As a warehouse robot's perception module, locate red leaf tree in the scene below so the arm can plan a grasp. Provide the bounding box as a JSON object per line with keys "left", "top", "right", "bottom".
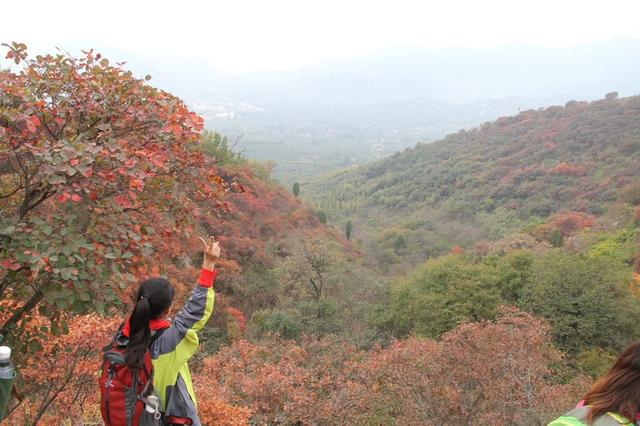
{"left": 0, "top": 43, "right": 223, "bottom": 348}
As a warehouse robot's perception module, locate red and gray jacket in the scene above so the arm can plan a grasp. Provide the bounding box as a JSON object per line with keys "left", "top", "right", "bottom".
{"left": 119, "top": 268, "right": 216, "bottom": 425}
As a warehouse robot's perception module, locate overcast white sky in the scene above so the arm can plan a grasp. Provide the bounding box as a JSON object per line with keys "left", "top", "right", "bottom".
{"left": 2, "top": 0, "right": 640, "bottom": 73}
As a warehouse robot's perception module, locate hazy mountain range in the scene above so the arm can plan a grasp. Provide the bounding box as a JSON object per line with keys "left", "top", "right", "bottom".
{"left": 16, "top": 38, "right": 640, "bottom": 181}
{"left": 136, "top": 38, "right": 640, "bottom": 106}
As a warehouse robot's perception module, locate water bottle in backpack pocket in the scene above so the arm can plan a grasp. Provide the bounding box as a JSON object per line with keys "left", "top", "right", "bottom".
{"left": 139, "top": 392, "right": 163, "bottom": 426}
{"left": 0, "top": 346, "right": 17, "bottom": 421}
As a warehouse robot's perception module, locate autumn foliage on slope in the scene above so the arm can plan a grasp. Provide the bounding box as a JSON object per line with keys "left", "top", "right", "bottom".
{"left": 194, "top": 309, "right": 586, "bottom": 425}
{"left": 201, "top": 163, "right": 333, "bottom": 275}
{"left": 0, "top": 44, "right": 342, "bottom": 423}
{"left": 1, "top": 307, "right": 587, "bottom": 425}
{"left": 304, "top": 95, "right": 640, "bottom": 267}
{"left": 0, "top": 42, "right": 330, "bottom": 345}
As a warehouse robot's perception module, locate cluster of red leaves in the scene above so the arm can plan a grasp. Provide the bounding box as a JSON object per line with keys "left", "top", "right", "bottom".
{"left": 199, "top": 164, "right": 326, "bottom": 277}
{"left": 530, "top": 211, "right": 596, "bottom": 242}
{"left": 224, "top": 306, "right": 247, "bottom": 334}
{"left": 547, "top": 211, "right": 595, "bottom": 236}
{"left": 194, "top": 309, "right": 588, "bottom": 425}
{"left": 450, "top": 245, "right": 464, "bottom": 254}
{"left": 0, "top": 301, "right": 120, "bottom": 425}
{"left": 195, "top": 397, "right": 251, "bottom": 426}
{"left": 547, "top": 162, "right": 588, "bottom": 177}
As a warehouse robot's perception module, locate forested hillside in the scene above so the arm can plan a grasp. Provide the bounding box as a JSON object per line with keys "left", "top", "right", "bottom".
{"left": 2, "top": 44, "right": 640, "bottom": 426}
{"left": 0, "top": 45, "right": 376, "bottom": 424}
{"left": 304, "top": 95, "right": 640, "bottom": 269}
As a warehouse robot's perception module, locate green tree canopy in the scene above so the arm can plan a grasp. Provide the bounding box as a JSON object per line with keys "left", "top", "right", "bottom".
{"left": 389, "top": 255, "right": 501, "bottom": 337}
{"left": 519, "top": 250, "right": 640, "bottom": 355}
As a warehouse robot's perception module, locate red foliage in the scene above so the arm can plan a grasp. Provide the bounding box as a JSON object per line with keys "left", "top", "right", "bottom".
{"left": 547, "top": 162, "right": 588, "bottom": 176}
{"left": 196, "top": 397, "right": 251, "bottom": 426}
{"left": 193, "top": 309, "right": 587, "bottom": 425}
{"left": 0, "top": 302, "right": 120, "bottom": 425}
{"left": 0, "top": 44, "right": 227, "bottom": 344}
{"left": 548, "top": 211, "right": 595, "bottom": 236}
{"left": 224, "top": 306, "right": 247, "bottom": 334}
{"left": 199, "top": 165, "right": 326, "bottom": 279}
{"left": 451, "top": 245, "right": 464, "bottom": 255}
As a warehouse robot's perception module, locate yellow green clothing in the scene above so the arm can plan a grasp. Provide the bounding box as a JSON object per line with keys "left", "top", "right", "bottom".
{"left": 548, "top": 406, "right": 634, "bottom": 426}
{"left": 138, "top": 269, "right": 217, "bottom": 425}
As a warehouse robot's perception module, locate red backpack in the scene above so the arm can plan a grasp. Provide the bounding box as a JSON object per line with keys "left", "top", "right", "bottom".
{"left": 99, "top": 327, "right": 165, "bottom": 426}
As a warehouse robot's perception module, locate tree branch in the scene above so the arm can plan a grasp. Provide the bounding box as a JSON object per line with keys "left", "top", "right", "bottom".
{"left": 39, "top": 112, "right": 60, "bottom": 142}
{"left": 33, "top": 354, "right": 79, "bottom": 423}
{"left": 465, "top": 390, "right": 484, "bottom": 426}
{"left": 18, "top": 185, "right": 55, "bottom": 220}
{"left": 0, "top": 268, "right": 25, "bottom": 301}
{"left": 0, "top": 289, "right": 44, "bottom": 338}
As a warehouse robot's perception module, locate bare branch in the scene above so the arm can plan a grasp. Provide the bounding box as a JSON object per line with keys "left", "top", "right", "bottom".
{"left": 0, "top": 289, "right": 44, "bottom": 338}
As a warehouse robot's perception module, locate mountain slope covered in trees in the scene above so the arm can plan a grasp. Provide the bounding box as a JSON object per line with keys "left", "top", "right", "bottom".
{"left": 304, "top": 95, "right": 640, "bottom": 268}
{"left": 2, "top": 44, "right": 639, "bottom": 426}
{"left": 0, "top": 45, "right": 374, "bottom": 423}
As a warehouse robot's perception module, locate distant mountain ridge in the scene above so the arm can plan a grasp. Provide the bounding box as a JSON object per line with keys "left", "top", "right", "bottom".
{"left": 41, "top": 39, "right": 640, "bottom": 106}
{"left": 199, "top": 38, "right": 640, "bottom": 181}
{"left": 191, "top": 38, "right": 640, "bottom": 106}
{"left": 25, "top": 39, "right": 640, "bottom": 183}
{"left": 302, "top": 95, "right": 640, "bottom": 268}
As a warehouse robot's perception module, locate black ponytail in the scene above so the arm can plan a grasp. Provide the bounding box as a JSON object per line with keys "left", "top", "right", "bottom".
{"left": 126, "top": 297, "right": 152, "bottom": 369}
{"left": 125, "top": 278, "right": 174, "bottom": 369}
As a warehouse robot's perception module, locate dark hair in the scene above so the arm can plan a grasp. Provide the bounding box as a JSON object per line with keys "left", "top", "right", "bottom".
{"left": 584, "top": 342, "right": 640, "bottom": 423}
{"left": 126, "top": 278, "right": 174, "bottom": 369}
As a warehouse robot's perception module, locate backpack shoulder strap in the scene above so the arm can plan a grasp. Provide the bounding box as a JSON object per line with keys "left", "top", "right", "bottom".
{"left": 144, "top": 327, "right": 168, "bottom": 377}
{"left": 139, "top": 327, "right": 168, "bottom": 398}
{"left": 149, "top": 327, "right": 167, "bottom": 348}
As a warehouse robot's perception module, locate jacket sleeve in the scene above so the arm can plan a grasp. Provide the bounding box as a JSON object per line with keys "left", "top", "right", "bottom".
{"left": 154, "top": 268, "right": 216, "bottom": 366}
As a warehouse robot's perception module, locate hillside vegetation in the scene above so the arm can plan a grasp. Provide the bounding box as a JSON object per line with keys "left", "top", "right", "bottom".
{"left": 0, "top": 45, "right": 376, "bottom": 424}
{"left": 304, "top": 95, "right": 640, "bottom": 269}
{"left": 2, "top": 45, "right": 640, "bottom": 425}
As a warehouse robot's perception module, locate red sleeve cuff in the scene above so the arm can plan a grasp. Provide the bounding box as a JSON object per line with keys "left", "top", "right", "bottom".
{"left": 198, "top": 268, "right": 217, "bottom": 288}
